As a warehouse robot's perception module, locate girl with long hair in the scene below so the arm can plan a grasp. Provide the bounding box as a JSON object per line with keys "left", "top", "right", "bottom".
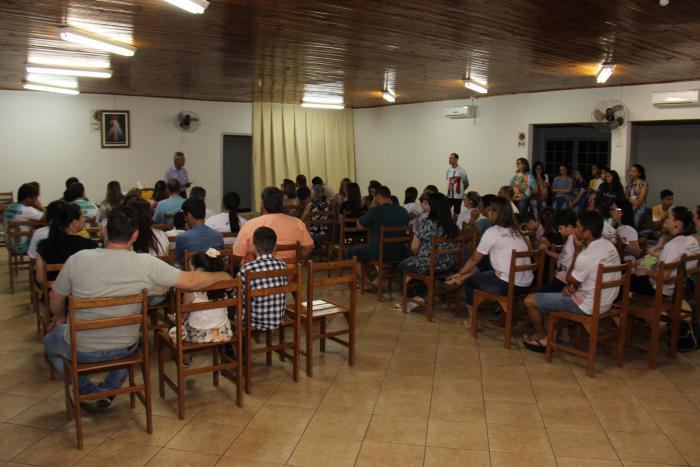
{"left": 281, "top": 179, "right": 299, "bottom": 206}
{"left": 340, "top": 182, "right": 364, "bottom": 218}
{"left": 99, "top": 180, "right": 124, "bottom": 219}
{"left": 531, "top": 161, "right": 549, "bottom": 220}
{"left": 509, "top": 158, "right": 537, "bottom": 220}
{"left": 447, "top": 197, "right": 534, "bottom": 316}
{"left": 625, "top": 163, "right": 650, "bottom": 229}
{"left": 126, "top": 198, "right": 169, "bottom": 256}
{"left": 206, "top": 192, "right": 246, "bottom": 244}
{"left": 334, "top": 177, "right": 352, "bottom": 207}
{"left": 598, "top": 169, "right": 625, "bottom": 204}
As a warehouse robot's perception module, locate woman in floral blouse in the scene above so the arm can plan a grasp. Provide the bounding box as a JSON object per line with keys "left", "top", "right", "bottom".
{"left": 394, "top": 193, "right": 460, "bottom": 311}
{"left": 510, "top": 158, "right": 538, "bottom": 221}
{"left": 625, "top": 163, "right": 650, "bottom": 229}
{"left": 302, "top": 184, "right": 331, "bottom": 241}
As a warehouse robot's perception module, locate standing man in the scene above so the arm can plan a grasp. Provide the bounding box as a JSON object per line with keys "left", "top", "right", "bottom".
{"left": 164, "top": 151, "right": 190, "bottom": 198}
{"left": 446, "top": 153, "right": 469, "bottom": 214}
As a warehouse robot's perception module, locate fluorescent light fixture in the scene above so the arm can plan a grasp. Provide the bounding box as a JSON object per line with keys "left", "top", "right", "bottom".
{"left": 163, "top": 0, "right": 209, "bottom": 14}
{"left": 302, "top": 95, "right": 343, "bottom": 105}
{"left": 26, "top": 74, "right": 78, "bottom": 89}
{"left": 382, "top": 89, "right": 396, "bottom": 103}
{"left": 27, "top": 53, "right": 110, "bottom": 69}
{"left": 23, "top": 82, "right": 80, "bottom": 95}
{"left": 59, "top": 26, "right": 137, "bottom": 57}
{"left": 464, "top": 78, "right": 488, "bottom": 94}
{"left": 26, "top": 65, "right": 112, "bottom": 78}
{"left": 300, "top": 102, "right": 345, "bottom": 109}
{"left": 596, "top": 64, "right": 615, "bottom": 84}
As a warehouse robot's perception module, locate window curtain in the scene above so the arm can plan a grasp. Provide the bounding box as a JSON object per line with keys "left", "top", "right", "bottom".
{"left": 252, "top": 102, "right": 356, "bottom": 209}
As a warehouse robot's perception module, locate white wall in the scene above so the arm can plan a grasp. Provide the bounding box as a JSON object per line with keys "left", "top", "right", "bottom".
{"left": 0, "top": 90, "right": 251, "bottom": 206}
{"left": 353, "top": 80, "right": 700, "bottom": 199}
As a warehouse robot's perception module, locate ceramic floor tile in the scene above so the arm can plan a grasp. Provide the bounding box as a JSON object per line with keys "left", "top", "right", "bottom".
{"left": 166, "top": 421, "right": 243, "bottom": 455}
{"left": 426, "top": 418, "right": 488, "bottom": 450}
{"left": 0, "top": 423, "right": 51, "bottom": 461}
{"left": 423, "top": 447, "right": 490, "bottom": 467}
{"left": 355, "top": 440, "right": 425, "bottom": 467}
{"left": 487, "top": 423, "right": 553, "bottom": 455}
{"left": 74, "top": 439, "right": 160, "bottom": 466}
{"left": 547, "top": 428, "right": 619, "bottom": 460}
{"left": 12, "top": 431, "right": 101, "bottom": 466}
{"left": 607, "top": 431, "right": 685, "bottom": 464}
{"left": 145, "top": 447, "right": 220, "bottom": 467}
{"left": 489, "top": 451, "right": 557, "bottom": 467}
{"left": 303, "top": 410, "right": 371, "bottom": 440}
{"left": 364, "top": 414, "right": 428, "bottom": 445}
{"left": 373, "top": 392, "right": 431, "bottom": 419}
{"left": 485, "top": 400, "right": 543, "bottom": 426}
{"left": 247, "top": 403, "right": 315, "bottom": 434}
{"left": 225, "top": 428, "right": 301, "bottom": 464}
{"left": 287, "top": 434, "right": 362, "bottom": 466}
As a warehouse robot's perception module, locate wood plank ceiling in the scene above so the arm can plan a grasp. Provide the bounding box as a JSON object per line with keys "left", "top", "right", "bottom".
{"left": 0, "top": 0, "right": 698, "bottom": 107}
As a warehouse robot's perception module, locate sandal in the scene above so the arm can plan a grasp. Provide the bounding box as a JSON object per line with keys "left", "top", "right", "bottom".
{"left": 522, "top": 335, "right": 548, "bottom": 353}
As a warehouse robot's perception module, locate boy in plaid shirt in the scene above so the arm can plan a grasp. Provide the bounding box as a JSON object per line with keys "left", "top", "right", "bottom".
{"left": 239, "top": 227, "right": 288, "bottom": 330}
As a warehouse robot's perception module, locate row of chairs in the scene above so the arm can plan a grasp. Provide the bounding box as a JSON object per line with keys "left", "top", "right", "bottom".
{"left": 53, "top": 256, "right": 358, "bottom": 448}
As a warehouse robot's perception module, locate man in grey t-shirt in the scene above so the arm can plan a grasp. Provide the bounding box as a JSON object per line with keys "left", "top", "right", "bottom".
{"left": 44, "top": 206, "right": 231, "bottom": 412}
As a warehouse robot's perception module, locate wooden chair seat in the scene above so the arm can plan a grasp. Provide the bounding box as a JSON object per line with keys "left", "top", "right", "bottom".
{"left": 470, "top": 249, "right": 545, "bottom": 349}
{"left": 359, "top": 225, "right": 412, "bottom": 301}
{"left": 546, "top": 262, "right": 632, "bottom": 377}
{"left": 6, "top": 220, "right": 43, "bottom": 293}
{"left": 75, "top": 352, "right": 145, "bottom": 372}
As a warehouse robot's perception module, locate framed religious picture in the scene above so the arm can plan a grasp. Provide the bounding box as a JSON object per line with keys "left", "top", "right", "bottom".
{"left": 101, "top": 110, "right": 130, "bottom": 148}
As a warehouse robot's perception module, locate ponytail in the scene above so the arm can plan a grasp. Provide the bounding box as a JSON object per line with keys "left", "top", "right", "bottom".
{"left": 222, "top": 192, "right": 241, "bottom": 234}
{"left": 46, "top": 201, "right": 81, "bottom": 255}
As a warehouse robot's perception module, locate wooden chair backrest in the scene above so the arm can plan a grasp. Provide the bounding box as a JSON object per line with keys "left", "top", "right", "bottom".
{"left": 156, "top": 254, "right": 173, "bottom": 266}
{"left": 221, "top": 232, "right": 237, "bottom": 239}
{"left": 377, "top": 225, "right": 412, "bottom": 263}
{"left": 183, "top": 247, "right": 233, "bottom": 272}
{"left": 590, "top": 262, "right": 632, "bottom": 318}
{"left": 6, "top": 220, "right": 43, "bottom": 252}
{"left": 505, "top": 248, "right": 545, "bottom": 299}
{"left": 307, "top": 258, "right": 357, "bottom": 295}
{"left": 244, "top": 266, "right": 302, "bottom": 329}
{"left": 428, "top": 236, "right": 465, "bottom": 275}
{"left": 41, "top": 262, "right": 64, "bottom": 305}
{"left": 275, "top": 241, "right": 302, "bottom": 266}
{"left": 0, "top": 192, "right": 13, "bottom": 204}
{"left": 682, "top": 253, "right": 700, "bottom": 305}
{"left": 284, "top": 204, "right": 302, "bottom": 218}
{"left": 644, "top": 259, "right": 685, "bottom": 311}
{"left": 338, "top": 216, "right": 364, "bottom": 240}
{"left": 173, "top": 279, "right": 241, "bottom": 345}
{"left": 152, "top": 223, "right": 172, "bottom": 232}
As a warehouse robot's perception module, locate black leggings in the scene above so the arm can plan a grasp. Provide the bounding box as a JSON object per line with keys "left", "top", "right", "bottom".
{"left": 630, "top": 275, "right": 656, "bottom": 296}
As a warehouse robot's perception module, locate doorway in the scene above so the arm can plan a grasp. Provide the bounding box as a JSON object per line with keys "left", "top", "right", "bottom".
{"left": 222, "top": 134, "right": 253, "bottom": 212}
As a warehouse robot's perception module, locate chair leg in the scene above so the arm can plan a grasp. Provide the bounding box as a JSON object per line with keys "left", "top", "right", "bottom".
{"left": 157, "top": 340, "right": 165, "bottom": 398}
{"left": 469, "top": 294, "right": 482, "bottom": 338}
{"left": 426, "top": 280, "right": 434, "bottom": 323}
{"left": 279, "top": 326, "right": 286, "bottom": 362}
{"left": 348, "top": 311, "right": 356, "bottom": 367}
{"left": 668, "top": 310, "right": 680, "bottom": 359}
{"left": 615, "top": 311, "right": 628, "bottom": 368}
{"left": 72, "top": 371, "right": 83, "bottom": 449}
{"left": 177, "top": 352, "right": 185, "bottom": 420}
{"left": 586, "top": 331, "right": 598, "bottom": 377}
{"left": 401, "top": 275, "right": 409, "bottom": 312}
{"left": 320, "top": 317, "right": 326, "bottom": 353}
{"left": 306, "top": 318, "right": 313, "bottom": 377}
{"left": 376, "top": 267, "right": 383, "bottom": 302}
{"left": 293, "top": 322, "right": 300, "bottom": 383}
{"left": 128, "top": 366, "right": 136, "bottom": 408}
{"left": 143, "top": 359, "right": 153, "bottom": 433}
{"left": 545, "top": 316, "right": 557, "bottom": 363}
{"left": 213, "top": 347, "right": 220, "bottom": 387}
{"left": 8, "top": 255, "right": 15, "bottom": 294}
{"left": 503, "top": 306, "right": 513, "bottom": 350}
{"left": 63, "top": 359, "right": 72, "bottom": 421}
{"left": 648, "top": 322, "right": 660, "bottom": 370}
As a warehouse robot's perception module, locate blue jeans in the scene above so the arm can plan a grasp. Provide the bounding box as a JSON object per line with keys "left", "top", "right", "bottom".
{"left": 553, "top": 196, "right": 569, "bottom": 211}
{"left": 44, "top": 324, "right": 138, "bottom": 395}
{"left": 515, "top": 198, "right": 531, "bottom": 221}
{"left": 534, "top": 292, "right": 586, "bottom": 315}
{"left": 464, "top": 270, "right": 531, "bottom": 305}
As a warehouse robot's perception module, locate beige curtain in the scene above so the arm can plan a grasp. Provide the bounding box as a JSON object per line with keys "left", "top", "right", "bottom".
{"left": 252, "top": 102, "right": 356, "bottom": 209}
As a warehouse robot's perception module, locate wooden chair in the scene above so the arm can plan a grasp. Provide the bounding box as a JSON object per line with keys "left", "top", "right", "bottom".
{"left": 148, "top": 254, "right": 175, "bottom": 343}
{"left": 359, "top": 225, "right": 412, "bottom": 301}
{"left": 244, "top": 267, "right": 302, "bottom": 394}
{"left": 183, "top": 247, "right": 233, "bottom": 272}
{"left": 301, "top": 259, "right": 357, "bottom": 376}
{"left": 469, "top": 249, "right": 545, "bottom": 349}
{"left": 152, "top": 223, "right": 172, "bottom": 232}
{"left": 63, "top": 291, "right": 152, "bottom": 449}
{"left": 0, "top": 195, "right": 12, "bottom": 247}
{"left": 284, "top": 204, "right": 302, "bottom": 218}
{"left": 545, "top": 263, "right": 632, "bottom": 377}
{"left": 221, "top": 231, "right": 237, "bottom": 245}
{"left": 275, "top": 241, "right": 303, "bottom": 266}
{"left": 681, "top": 253, "right": 700, "bottom": 323}
{"left": 5, "top": 220, "right": 39, "bottom": 293}
{"left": 401, "top": 236, "right": 465, "bottom": 322}
{"left": 157, "top": 279, "right": 243, "bottom": 419}
{"left": 29, "top": 258, "right": 40, "bottom": 332}
{"left": 328, "top": 216, "right": 366, "bottom": 263}
{"left": 619, "top": 260, "right": 685, "bottom": 369}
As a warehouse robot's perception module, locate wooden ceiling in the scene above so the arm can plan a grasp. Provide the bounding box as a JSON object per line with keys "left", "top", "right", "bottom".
{"left": 1, "top": 0, "right": 699, "bottom": 107}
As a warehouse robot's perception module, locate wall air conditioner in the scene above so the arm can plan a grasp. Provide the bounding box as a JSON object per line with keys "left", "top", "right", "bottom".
{"left": 444, "top": 105, "right": 476, "bottom": 118}
{"left": 651, "top": 90, "right": 699, "bottom": 107}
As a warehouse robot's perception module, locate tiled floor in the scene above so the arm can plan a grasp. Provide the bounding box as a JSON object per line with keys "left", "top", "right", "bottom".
{"left": 1, "top": 251, "right": 699, "bottom": 466}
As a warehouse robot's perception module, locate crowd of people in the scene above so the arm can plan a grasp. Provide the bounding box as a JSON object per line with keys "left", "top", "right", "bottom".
{"left": 2, "top": 150, "right": 699, "bottom": 413}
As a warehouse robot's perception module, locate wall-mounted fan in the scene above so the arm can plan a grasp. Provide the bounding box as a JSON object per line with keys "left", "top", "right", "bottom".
{"left": 591, "top": 100, "right": 627, "bottom": 131}
{"left": 174, "top": 111, "right": 201, "bottom": 132}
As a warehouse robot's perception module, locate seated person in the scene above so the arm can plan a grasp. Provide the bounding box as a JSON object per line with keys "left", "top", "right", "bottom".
{"left": 36, "top": 202, "right": 98, "bottom": 284}
{"left": 175, "top": 197, "right": 224, "bottom": 267}
{"left": 497, "top": 185, "right": 520, "bottom": 216}
{"left": 153, "top": 179, "right": 185, "bottom": 223}
{"left": 631, "top": 206, "right": 699, "bottom": 297}
{"left": 44, "top": 206, "right": 231, "bottom": 412}
{"left": 610, "top": 199, "right": 642, "bottom": 261}
{"left": 523, "top": 211, "right": 621, "bottom": 352}
{"left": 127, "top": 198, "right": 169, "bottom": 256}
{"left": 189, "top": 186, "right": 215, "bottom": 220}
{"left": 396, "top": 193, "right": 460, "bottom": 311}
{"left": 339, "top": 182, "right": 365, "bottom": 219}
{"left": 652, "top": 189, "right": 674, "bottom": 231}
{"left": 538, "top": 207, "right": 564, "bottom": 246}
{"left": 455, "top": 191, "right": 481, "bottom": 231}
{"left": 345, "top": 185, "right": 410, "bottom": 272}
{"left": 402, "top": 187, "right": 422, "bottom": 222}
{"left": 233, "top": 187, "right": 314, "bottom": 268}
{"left": 239, "top": 227, "right": 289, "bottom": 330}
{"left": 206, "top": 192, "right": 247, "bottom": 244}
{"left": 65, "top": 182, "right": 100, "bottom": 222}
{"left": 446, "top": 197, "right": 533, "bottom": 316}
{"left": 409, "top": 192, "right": 430, "bottom": 232}
{"left": 3, "top": 183, "right": 44, "bottom": 254}
{"left": 167, "top": 211, "right": 187, "bottom": 246}
{"left": 302, "top": 184, "right": 331, "bottom": 241}
{"left": 28, "top": 200, "right": 62, "bottom": 260}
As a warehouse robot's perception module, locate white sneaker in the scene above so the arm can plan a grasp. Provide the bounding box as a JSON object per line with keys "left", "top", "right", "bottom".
{"left": 406, "top": 302, "right": 420, "bottom": 312}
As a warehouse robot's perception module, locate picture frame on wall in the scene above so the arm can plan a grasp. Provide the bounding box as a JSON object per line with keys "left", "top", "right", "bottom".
{"left": 101, "top": 110, "right": 130, "bottom": 148}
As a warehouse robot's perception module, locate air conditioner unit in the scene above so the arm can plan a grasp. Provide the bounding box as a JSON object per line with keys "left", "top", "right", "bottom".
{"left": 651, "top": 90, "right": 700, "bottom": 107}
{"left": 444, "top": 105, "right": 476, "bottom": 118}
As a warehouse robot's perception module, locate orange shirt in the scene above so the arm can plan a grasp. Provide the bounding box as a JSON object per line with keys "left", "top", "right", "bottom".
{"left": 232, "top": 213, "right": 314, "bottom": 264}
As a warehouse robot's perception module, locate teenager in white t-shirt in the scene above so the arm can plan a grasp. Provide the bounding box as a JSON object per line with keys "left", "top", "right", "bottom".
{"left": 446, "top": 197, "right": 533, "bottom": 311}
{"left": 3, "top": 183, "right": 44, "bottom": 254}
{"left": 523, "top": 211, "right": 621, "bottom": 352}
{"left": 455, "top": 192, "right": 482, "bottom": 231}
{"left": 402, "top": 187, "right": 422, "bottom": 221}
{"left": 205, "top": 192, "right": 247, "bottom": 245}
{"left": 631, "top": 206, "right": 699, "bottom": 297}
{"left": 610, "top": 199, "right": 642, "bottom": 261}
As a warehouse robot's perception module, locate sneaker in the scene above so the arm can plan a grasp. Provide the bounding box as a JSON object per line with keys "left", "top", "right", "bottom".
{"left": 81, "top": 398, "right": 112, "bottom": 413}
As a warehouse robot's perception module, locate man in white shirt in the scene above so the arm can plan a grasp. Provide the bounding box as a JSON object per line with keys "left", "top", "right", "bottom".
{"left": 523, "top": 211, "right": 621, "bottom": 352}
{"left": 446, "top": 153, "right": 469, "bottom": 214}
{"left": 164, "top": 151, "right": 190, "bottom": 197}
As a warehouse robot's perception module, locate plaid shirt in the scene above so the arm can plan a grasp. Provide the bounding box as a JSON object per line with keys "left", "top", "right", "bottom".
{"left": 239, "top": 254, "right": 288, "bottom": 330}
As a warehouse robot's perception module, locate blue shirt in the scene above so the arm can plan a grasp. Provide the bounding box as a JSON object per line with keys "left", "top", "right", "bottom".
{"left": 175, "top": 224, "right": 224, "bottom": 265}
{"left": 153, "top": 195, "right": 185, "bottom": 223}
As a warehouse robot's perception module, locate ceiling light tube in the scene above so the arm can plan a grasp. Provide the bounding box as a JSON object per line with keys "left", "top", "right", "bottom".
{"left": 59, "top": 26, "right": 137, "bottom": 57}
{"left": 26, "top": 65, "right": 112, "bottom": 78}
{"left": 163, "top": 0, "right": 210, "bottom": 14}
{"left": 382, "top": 89, "right": 396, "bottom": 103}
{"left": 23, "top": 82, "right": 80, "bottom": 95}
{"left": 596, "top": 64, "right": 615, "bottom": 84}
{"left": 464, "top": 78, "right": 488, "bottom": 94}
{"left": 300, "top": 102, "right": 345, "bottom": 109}
{"left": 26, "top": 74, "right": 78, "bottom": 89}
